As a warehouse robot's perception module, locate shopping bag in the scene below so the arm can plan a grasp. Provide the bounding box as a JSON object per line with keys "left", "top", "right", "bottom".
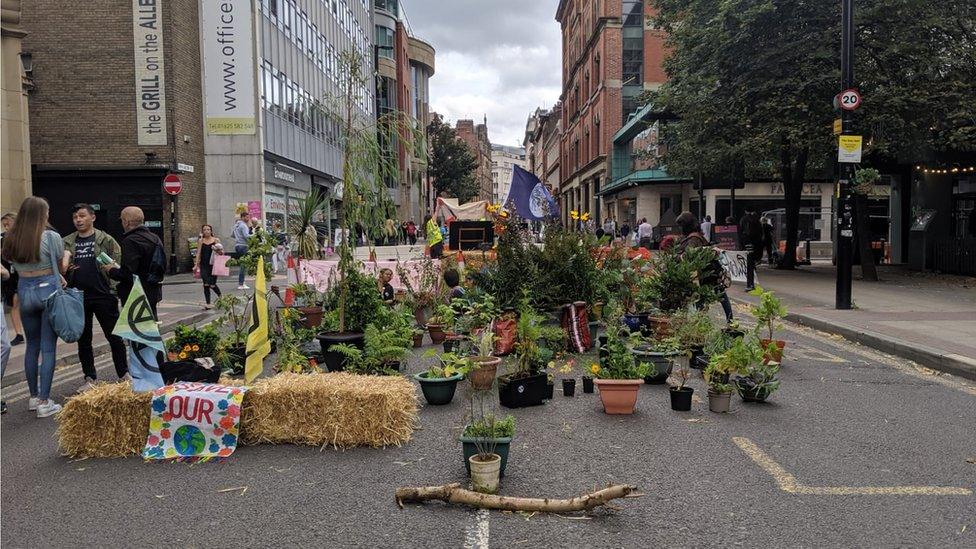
{"left": 211, "top": 254, "right": 231, "bottom": 277}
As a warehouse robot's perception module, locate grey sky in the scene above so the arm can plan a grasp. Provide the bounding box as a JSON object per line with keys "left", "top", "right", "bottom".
{"left": 402, "top": 0, "right": 562, "bottom": 147}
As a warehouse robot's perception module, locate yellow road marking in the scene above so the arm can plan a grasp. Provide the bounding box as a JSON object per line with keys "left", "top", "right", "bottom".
{"left": 732, "top": 437, "right": 972, "bottom": 496}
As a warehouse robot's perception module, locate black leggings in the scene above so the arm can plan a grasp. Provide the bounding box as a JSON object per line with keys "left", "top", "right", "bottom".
{"left": 201, "top": 266, "right": 222, "bottom": 304}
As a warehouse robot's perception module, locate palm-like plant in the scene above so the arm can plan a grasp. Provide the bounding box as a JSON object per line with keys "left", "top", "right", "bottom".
{"left": 289, "top": 186, "right": 329, "bottom": 260}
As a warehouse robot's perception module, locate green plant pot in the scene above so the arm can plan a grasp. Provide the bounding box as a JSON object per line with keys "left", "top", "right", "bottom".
{"left": 633, "top": 348, "right": 678, "bottom": 384}
{"left": 413, "top": 372, "right": 463, "bottom": 405}
{"left": 460, "top": 433, "right": 512, "bottom": 477}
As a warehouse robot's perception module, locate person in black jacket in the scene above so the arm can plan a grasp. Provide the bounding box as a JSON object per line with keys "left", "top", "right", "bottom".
{"left": 101, "top": 206, "right": 165, "bottom": 317}
{"left": 738, "top": 208, "right": 763, "bottom": 290}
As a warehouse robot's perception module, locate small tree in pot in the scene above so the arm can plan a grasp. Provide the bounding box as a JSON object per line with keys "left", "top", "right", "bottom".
{"left": 749, "top": 285, "right": 787, "bottom": 363}
{"left": 461, "top": 414, "right": 515, "bottom": 487}
{"left": 667, "top": 354, "right": 694, "bottom": 411}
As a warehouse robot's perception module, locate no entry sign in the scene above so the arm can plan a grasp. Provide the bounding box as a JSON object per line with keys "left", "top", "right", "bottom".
{"left": 839, "top": 89, "right": 861, "bottom": 111}
{"left": 163, "top": 174, "right": 183, "bottom": 195}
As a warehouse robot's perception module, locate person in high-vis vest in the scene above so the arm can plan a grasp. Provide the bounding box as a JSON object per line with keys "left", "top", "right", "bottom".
{"left": 425, "top": 215, "right": 444, "bottom": 259}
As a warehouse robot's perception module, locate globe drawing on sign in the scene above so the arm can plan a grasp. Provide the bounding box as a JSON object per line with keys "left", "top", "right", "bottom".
{"left": 529, "top": 183, "right": 551, "bottom": 218}
{"left": 173, "top": 425, "right": 207, "bottom": 456}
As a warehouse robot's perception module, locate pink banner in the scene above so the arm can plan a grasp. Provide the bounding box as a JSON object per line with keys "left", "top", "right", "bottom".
{"left": 247, "top": 200, "right": 262, "bottom": 219}
{"left": 298, "top": 259, "right": 440, "bottom": 293}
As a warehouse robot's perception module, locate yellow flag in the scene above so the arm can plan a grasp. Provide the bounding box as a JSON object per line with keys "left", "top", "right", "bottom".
{"left": 245, "top": 257, "right": 271, "bottom": 383}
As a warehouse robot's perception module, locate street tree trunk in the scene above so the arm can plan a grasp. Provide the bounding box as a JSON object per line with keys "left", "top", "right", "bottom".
{"left": 854, "top": 193, "right": 879, "bottom": 281}
{"left": 777, "top": 141, "right": 808, "bottom": 270}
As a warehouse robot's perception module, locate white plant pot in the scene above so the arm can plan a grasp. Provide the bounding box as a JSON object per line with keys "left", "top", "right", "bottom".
{"left": 469, "top": 453, "right": 501, "bottom": 494}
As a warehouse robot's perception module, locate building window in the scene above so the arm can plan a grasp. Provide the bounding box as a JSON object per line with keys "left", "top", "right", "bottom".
{"left": 375, "top": 0, "right": 398, "bottom": 16}
{"left": 375, "top": 25, "right": 395, "bottom": 59}
{"left": 622, "top": 37, "right": 643, "bottom": 86}
{"left": 622, "top": 0, "right": 643, "bottom": 26}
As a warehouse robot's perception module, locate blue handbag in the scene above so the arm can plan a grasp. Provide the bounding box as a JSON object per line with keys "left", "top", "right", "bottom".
{"left": 44, "top": 239, "right": 85, "bottom": 343}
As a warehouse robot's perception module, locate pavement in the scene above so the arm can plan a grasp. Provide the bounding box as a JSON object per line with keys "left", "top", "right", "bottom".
{"left": 1, "top": 307, "right": 975, "bottom": 547}
{"left": 730, "top": 262, "right": 976, "bottom": 381}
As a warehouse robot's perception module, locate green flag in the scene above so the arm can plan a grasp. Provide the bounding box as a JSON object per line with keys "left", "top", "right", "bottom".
{"left": 113, "top": 275, "right": 165, "bottom": 353}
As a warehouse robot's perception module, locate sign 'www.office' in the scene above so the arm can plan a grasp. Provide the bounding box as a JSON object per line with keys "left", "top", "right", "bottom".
{"left": 132, "top": 0, "right": 168, "bottom": 145}
{"left": 201, "top": 0, "right": 256, "bottom": 135}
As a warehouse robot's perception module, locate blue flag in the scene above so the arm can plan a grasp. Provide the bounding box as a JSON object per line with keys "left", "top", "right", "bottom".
{"left": 504, "top": 165, "right": 558, "bottom": 221}
{"left": 126, "top": 341, "right": 165, "bottom": 392}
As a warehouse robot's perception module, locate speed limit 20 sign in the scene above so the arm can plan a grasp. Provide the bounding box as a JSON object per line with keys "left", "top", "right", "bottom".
{"left": 838, "top": 89, "right": 861, "bottom": 111}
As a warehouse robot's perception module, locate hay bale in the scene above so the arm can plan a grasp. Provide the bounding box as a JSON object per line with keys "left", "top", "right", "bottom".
{"left": 240, "top": 372, "right": 418, "bottom": 449}
{"left": 57, "top": 373, "right": 418, "bottom": 458}
{"left": 57, "top": 382, "right": 150, "bottom": 458}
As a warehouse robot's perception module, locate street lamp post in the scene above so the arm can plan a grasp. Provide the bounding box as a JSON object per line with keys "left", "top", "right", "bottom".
{"left": 836, "top": 0, "right": 855, "bottom": 309}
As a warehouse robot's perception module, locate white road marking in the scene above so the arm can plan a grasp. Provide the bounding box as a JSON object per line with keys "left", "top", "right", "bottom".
{"left": 463, "top": 509, "right": 490, "bottom": 549}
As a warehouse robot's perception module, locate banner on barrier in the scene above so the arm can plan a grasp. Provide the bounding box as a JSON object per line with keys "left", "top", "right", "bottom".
{"left": 718, "top": 250, "right": 756, "bottom": 284}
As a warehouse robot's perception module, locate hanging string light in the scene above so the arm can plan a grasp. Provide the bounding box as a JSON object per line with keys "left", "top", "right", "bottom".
{"left": 915, "top": 164, "right": 976, "bottom": 175}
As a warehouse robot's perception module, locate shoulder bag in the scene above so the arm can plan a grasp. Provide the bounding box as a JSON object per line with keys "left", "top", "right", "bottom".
{"left": 44, "top": 233, "right": 85, "bottom": 342}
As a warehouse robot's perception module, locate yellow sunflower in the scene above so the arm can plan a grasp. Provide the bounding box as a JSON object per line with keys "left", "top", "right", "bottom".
{"left": 570, "top": 210, "right": 580, "bottom": 220}
{"left": 191, "top": 344, "right": 200, "bottom": 352}
{"left": 179, "top": 352, "right": 188, "bottom": 359}
{"left": 589, "top": 363, "right": 600, "bottom": 375}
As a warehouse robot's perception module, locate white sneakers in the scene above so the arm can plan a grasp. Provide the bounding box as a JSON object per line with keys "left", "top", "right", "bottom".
{"left": 36, "top": 401, "right": 62, "bottom": 418}
{"left": 28, "top": 397, "right": 39, "bottom": 411}
{"left": 237, "top": 284, "right": 250, "bottom": 290}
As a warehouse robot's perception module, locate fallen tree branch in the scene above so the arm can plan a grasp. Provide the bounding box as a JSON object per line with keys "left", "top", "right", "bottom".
{"left": 395, "top": 483, "right": 638, "bottom": 512}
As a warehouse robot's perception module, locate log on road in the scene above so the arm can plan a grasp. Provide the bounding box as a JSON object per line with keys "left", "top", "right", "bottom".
{"left": 395, "top": 483, "right": 639, "bottom": 512}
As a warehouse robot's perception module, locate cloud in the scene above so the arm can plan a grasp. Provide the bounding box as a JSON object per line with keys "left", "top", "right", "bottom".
{"left": 402, "top": 0, "right": 562, "bottom": 146}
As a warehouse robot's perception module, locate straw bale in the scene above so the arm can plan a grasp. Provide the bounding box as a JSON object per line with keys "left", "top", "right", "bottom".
{"left": 56, "top": 382, "right": 151, "bottom": 458}
{"left": 240, "top": 372, "right": 418, "bottom": 449}
{"left": 57, "top": 373, "right": 418, "bottom": 458}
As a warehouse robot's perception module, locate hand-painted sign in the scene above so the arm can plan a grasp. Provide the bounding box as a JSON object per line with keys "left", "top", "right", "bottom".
{"left": 143, "top": 382, "right": 247, "bottom": 461}
{"left": 718, "top": 250, "right": 756, "bottom": 284}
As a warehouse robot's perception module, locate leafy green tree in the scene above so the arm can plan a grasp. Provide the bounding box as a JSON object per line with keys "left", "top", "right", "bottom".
{"left": 652, "top": 0, "right": 976, "bottom": 271}
{"left": 428, "top": 114, "right": 479, "bottom": 202}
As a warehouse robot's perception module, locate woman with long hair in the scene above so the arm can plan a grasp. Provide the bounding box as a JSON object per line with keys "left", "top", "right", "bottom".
{"left": 193, "top": 224, "right": 223, "bottom": 310}
{"left": 0, "top": 197, "right": 66, "bottom": 417}
{"left": 1, "top": 212, "right": 25, "bottom": 346}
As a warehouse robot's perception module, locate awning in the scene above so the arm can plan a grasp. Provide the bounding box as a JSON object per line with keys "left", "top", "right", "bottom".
{"left": 600, "top": 169, "right": 688, "bottom": 197}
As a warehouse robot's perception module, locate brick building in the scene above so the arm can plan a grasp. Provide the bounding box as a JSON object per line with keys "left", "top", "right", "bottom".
{"left": 455, "top": 118, "right": 492, "bottom": 202}
{"left": 554, "top": 0, "right": 667, "bottom": 225}
{"left": 374, "top": 0, "right": 435, "bottom": 222}
{"left": 23, "top": 0, "right": 206, "bottom": 270}
{"left": 523, "top": 103, "right": 562, "bottom": 205}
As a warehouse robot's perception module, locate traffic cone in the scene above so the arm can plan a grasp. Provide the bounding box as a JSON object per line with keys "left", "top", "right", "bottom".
{"left": 284, "top": 255, "right": 297, "bottom": 306}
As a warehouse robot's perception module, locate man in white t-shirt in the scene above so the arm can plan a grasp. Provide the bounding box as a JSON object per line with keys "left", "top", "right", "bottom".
{"left": 700, "top": 215, "right": 713, "bottom": 242}
{"left": 637, "top": 218, "right": 653, "bottom": 248}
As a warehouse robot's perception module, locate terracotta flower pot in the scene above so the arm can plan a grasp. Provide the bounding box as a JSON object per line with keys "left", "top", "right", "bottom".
{"left": 297, "top": 305, "right": 324, "bottom": 329}
{"left": 427, "top": 323, "right": 446, "bottom": 344}
{"left": 760, "top": 339, "right": 786, "bottom": 364}
{"left": 412, "top": 332, "right": 425, "bottom": 348}
{"left": 593, "top": 379, "right": 643, "bottom": 414}
{"left": 468, "top": 356, "right": 501, "bottom": 390}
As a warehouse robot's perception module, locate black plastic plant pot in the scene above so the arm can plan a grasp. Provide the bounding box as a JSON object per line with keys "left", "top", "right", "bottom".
{"left": 669, "top": 387, "right": 694, "bottom": 411}
{"left": 498, "top": 373, "right": 548, "bottom": 408}
{"left": 413, "top": 372, "right": 463, "bottom": 405}
{"left": 734, "top": 378, "right": 772, "bottom": 403}
{"left": 562, "top": 378, "right": 576, "bottom": 396}
{"left": 582, "top": 376, "right": 594, "bottom": 393}
{"left": 545, "top": 381, "right": 555, "bottom": 399}
{"left": 316, "top": 332, "right": 365, "bottom": 372}
{"left": 460, "top": 435, "right": 513, "bottom": 477}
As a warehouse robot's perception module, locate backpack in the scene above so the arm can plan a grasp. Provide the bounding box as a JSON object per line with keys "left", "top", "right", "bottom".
{"left": 146, "top": 241, "right": 167, "bottom": 284}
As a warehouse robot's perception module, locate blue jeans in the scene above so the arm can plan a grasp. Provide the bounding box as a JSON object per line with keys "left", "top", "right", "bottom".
{"left": 18, "top": 273, "right": 60, "bottom": 400}
{"left": 235, "top": 244, "right": 247, "bottom": 285}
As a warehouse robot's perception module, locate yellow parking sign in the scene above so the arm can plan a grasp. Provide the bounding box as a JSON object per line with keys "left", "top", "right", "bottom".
{"left": 838, "top": 135, "right": 862, "bottom": 163}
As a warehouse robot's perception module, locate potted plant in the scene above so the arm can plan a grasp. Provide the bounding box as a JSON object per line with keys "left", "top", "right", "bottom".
{"left": 704, "top": 336, "right": 762, "bottom": 413}
{"left": 414, "top": 350, "right": 470, "bottom": 405}
{"left": 582, "top": 363, "right": 597, "bottom": 393}
{"left": 673, "top": 311, "right": 713, "bottom": 370}
{"left": 316, "top": 268, "right": 381, "bottom": 370}
{"left": 396, "top": 257, "right": 441, "bottom": 326}
{"left": 426, "top": 303, "right": 454, "bottom": 345}
{"left": 468, "top": 329, "right": 501, "bottom": 390}
{"left": 273, "top": 308, "right": 319, "bottom": 374}
{"left": 468, "top": 434, "right": 503, "bottom": 494}
{"left": 497, "top": 300, "right": 550, "bottom": 408}
{"left": 636, "top": 246, "right": 719, "bottom": 336}
{"left": 412, "top": 327, "right": 425, "bottom": 348}
{"left": 631, "top": 333, "right": 682, "bottom": 384}
{"left": 330, "top": 321, "right": 411, "bottom": 375}
{"left": 590, "top": 303, "right": 653, "bottom": 414}
{"left": 166, "top": 324, "right": 221, "bottom": 362}
{"left": 288, "top": 282, "right": 324, "bottom": 329}
{"left": 734, "top": 350, "right": 781, "bottom": 403}
{"left": 749, "top": 285, "right": 787, "bottom": 363}
{"left": 668, "top": 355, "right": 694, "bottom": 411}
{"left": 211, "top": 294, "right": 250, "bottom": 374}
{"left": 460, "top": 414, "right": 515, "bottom": 479}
